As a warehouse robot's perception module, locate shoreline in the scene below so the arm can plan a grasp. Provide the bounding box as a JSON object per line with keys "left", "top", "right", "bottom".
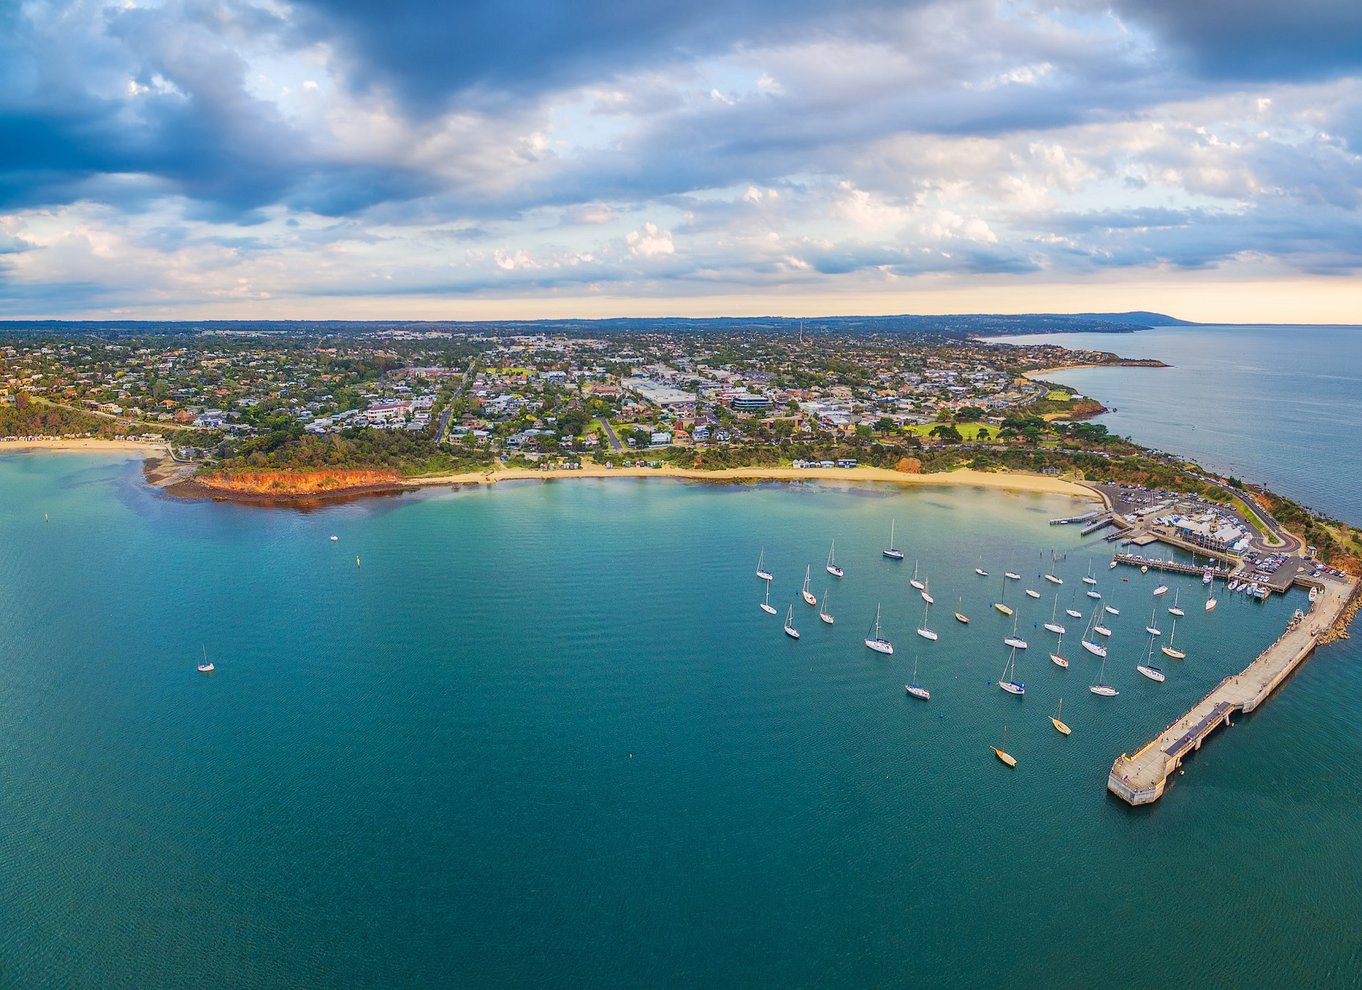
{"left": 0, "top": 438, "right": 169, "bottom": 456}
{"left": 165, "top": 464, "right": 1101, "bottom": 505}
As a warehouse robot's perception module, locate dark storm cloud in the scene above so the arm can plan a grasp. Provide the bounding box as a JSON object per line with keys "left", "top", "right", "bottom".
{"left": 287, "top": 0, "right": 911, "bottom": 113}
{"left": 1113, "top": 0, "right": 1362, "bottom": 82}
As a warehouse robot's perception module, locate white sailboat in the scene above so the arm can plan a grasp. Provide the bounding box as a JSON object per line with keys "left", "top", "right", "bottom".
{"left": 756, "top": 548, "right": 773, "bottom": 582}
{"left": 1089, "top": 652, "right": 1118, "bottom": 696}
{"left": 1080, "top": 605, "right": 1108, "bottom": 658}
{"left": 1045, "top": 573, "right": 1063, "bottom": 585}
{"left": 1094, "top": 622, "right": 1112, "bottom": 637}
{"left": 1065, "top": 591, "right": 1083, "bottom": 620}
{"left": 1005, "top": 569, "right": 1022, "bottom": 581}
{"left": 197, "top": 646, "right": 214, "bottom": 674}
{"left": 883, "top": 521, "right": 904, "bottom": 560}
{"left": 916, "top": 599, "right": 938, "bottom": 641}
{"left": 1003, "top": 612, "right": 1028, "bottom": 650}
{"left": 1152, "top": 583, "right": 1168, "bottom": 597}
{"left": 1104, "top": 604, "right": 1119, "bottom": 616}
{"left": 826, "top": 541, "right": 844, "bottom": 578}
{"left": 920, "top": 577, "right": 934, "bottom": 605}
{"left": 905, "top": 655, "right": 930, "bottom": 700}
{"left": 910, "top": 560, "right": 925, "bottom": 591}
{"left": 1024, "top": 587, "right": 1041, "bottom": 599}
{"left": 975, "top": 557, "right": 989, "bottom": 577}
{"left": 1136, "top": 636, "right": 1166, "bottom": 682}
{"left": 1168, "top": 589, "right": 1185, "bottom": 617}
{"left": 1044, "top": 596, "right": 1066, "bottom": 635}
{"left": 784, "top": 605, "right": 800, "bottom": 639}
{"left": 1145, "top": 607, "right": 1162, "bottom": 636}
{"left": 1205, "top": 580, "right": 1218, "bottom": 612}
{"left": 1082, "top": 564, "right": 1098, "bottom": 586}
{"left": 1086, "top": 588, "right": 1103, "bottom": 600}
{"left": 801, "top": 565, "right": 818, "bottom": 606}
{"left": 999, "top": 646, "right": 1025, "bottom": 695}
{"left": 759, "top": 580, "right": 777, "bottom": 614}
{"left": 1050, "top": 636, "right": 1069, "bottom": 668}
{"left": 955, "top": 596, "right": 970, "bottom": 624}
{"left": 819, "top": 589, "right": 834, "bottom": 624}
{"left": 1161, "top": 619, "right": 1187, "bottom": 659}
{"left": 865, "top": 603, "right": 893, "bottom": 654}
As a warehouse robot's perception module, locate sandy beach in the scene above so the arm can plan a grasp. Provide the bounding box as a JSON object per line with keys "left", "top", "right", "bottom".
{"left": 0, "top": 438, "right": 169, "bottom": 456}
{"left": 411, "top": 464, "right": 1100, "bottom": 502}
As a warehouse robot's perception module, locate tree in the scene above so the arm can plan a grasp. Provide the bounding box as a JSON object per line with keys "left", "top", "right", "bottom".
{"left": 874, "top": 416, "right": 896, "bottom": 434}
{"left": 956, "top": 405, "right": 985, "bottom": 421}
{"left": 930, "top": 424, "right": 963, "bottom": 443}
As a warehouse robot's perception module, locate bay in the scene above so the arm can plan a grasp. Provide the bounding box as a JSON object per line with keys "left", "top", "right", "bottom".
{"left": 998, "top": 324, "right": 1362, "bottom": 525}
{"left": 2, "top": 453, "right": 1360, "bottom": 988}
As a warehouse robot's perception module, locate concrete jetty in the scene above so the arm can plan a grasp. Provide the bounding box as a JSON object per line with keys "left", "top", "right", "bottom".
{"left": 1108, "top": 573, "right": 1357, "bottom": 806}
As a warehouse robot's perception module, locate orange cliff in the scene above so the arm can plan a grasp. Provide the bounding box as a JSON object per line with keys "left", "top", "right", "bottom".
{"left": 189, "top": 469, "right": 406, "bottom": 498}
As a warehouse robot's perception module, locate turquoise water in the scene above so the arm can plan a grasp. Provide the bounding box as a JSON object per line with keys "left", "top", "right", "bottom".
{"left": 1000, "top": 325, "right": 1362, "bottom": 525}
{"left": 3, "top": 453, "right": 1361, "bottom": 987}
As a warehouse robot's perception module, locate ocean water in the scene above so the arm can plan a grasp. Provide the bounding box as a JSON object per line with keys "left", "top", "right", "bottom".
{"left": 999, "top": 324, "right": 1362, "bottom": 525}
{"left": 3, "top": 453, "right": 1361, "bottom": 988}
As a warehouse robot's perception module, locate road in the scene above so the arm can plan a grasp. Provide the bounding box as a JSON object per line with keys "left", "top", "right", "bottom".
{"left": 436, "top": 366, "right": 475, "bottom": 442}
{"left": 599, "top": 418, "right": 624, "bottom": 451}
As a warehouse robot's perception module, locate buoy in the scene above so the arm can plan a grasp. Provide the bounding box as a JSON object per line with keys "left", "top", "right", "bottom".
{"left": 356, "top": 555, "right": 361, "bottom": 569}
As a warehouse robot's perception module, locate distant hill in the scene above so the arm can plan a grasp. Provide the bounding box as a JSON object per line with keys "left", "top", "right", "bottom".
{"left": 0, "top": 311, "right": 1191, "bottom": 339}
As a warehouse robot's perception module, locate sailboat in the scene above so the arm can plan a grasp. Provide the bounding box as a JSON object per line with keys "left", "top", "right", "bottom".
{"left": 920, "top": 577, "right": 934, "bottom": 605}
{"left": 1136, "top": 636, "right": 1166, "bottom": 682}
{"left": 1044, "top": 596, "right": 1066, "bottom": 635}
{"left": 756, "top": 548, "right": 773, "bottom": 582}
{"left": 1050, "top": 698, "right": 1072, "bottom": 735}
{"left": 910, "top": 561, "right": 925, "bottom": 591}
{"left": 993, "top": 573, "right": 1014, "bottom": 616}
{"left": 975, "top": 557, "right": 989, "bottom": 577}
{"left": 883, "top": 521, "right": 905, "bottom": 560}
{"left": 1104, "top": 604, "right": 1120, "bottom": 616}
{"left": 1024, "top": 587, "right": 1041, "bottom": 599}
{"left": 1082, "top": 563, "right": 1098, "bottom": 586}
{"left": 197, "top": 646, "right": 214, "bottom": 674}
{"left": 826, "top": 541, "right": 844, "bottom": 578}
{"left": 1109, "top": 558, "right": 1118, "bottom": 569}
{"left": 1152, "top": 583, "right": 1168, "bottom": 597}
{"left": 1145, "top": 607, "right": 1162, "bottom": 636}
{"left": 1161, "top": 619, "right": 1187, "bottom": 659}
{"left": 1204, "top": 580, "right": 1218, "bottom": 612}
{"left": 759, "top": 580, "right": 778, "bottom": 614}
{"left": 1081, "top": 606, "right": 1108, "bottom": 658}
{"left": 1005, "top": 568, "right": 1022, "bottom": 581}
{"left": 1089, "top": 652, "right": 1118, "bottom": 696}
{"left": 865, "top": 603, "right": 893, "bottom": 654}
{"left": 1094, "top": 621, "right": 1112, "bottom": 637}
{"left": 1045, "top": 572, "right": 1064, "bottom": 585}
{"left": 905, "top": 655, "right": 930, "bottom": 700}
{"left": 1003, "top": 613, "right": 1028, "bottom": 650}
{"left": 1168, "top": 589, "right": 1185, "bottom": 617}
{"left": 1050, "top": 636, "right": 1069, "bottom": 668}
{"left": 916, "top": 599, "right": 938, "bottom": 641}
{"left": 1086, "top": 587, "right": 1103, "bottom": 600}
{"left": 801, "top": 566, "right": 818, "bottom": 606}
{"left": 954, "top": 596, "right": 970, "bottom": 624}
{"left": 999, "top": 646, "right": 1025, "bottom": 695}
{"left": 992, "top": 726, "right": 1017, "bottom": 767}
{"left": 1065, "top": 591, "right": 1083, "bottom": 620}
{"left": 783, "top": 605, "right": 800, "bottom": 639}
{"left": 819, "top": 589, "right": 834, "bottom": 624}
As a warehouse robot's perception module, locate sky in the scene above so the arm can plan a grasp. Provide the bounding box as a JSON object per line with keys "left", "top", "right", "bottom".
{"left": 3, "top": 0, "right": 1362, "bottom": 322}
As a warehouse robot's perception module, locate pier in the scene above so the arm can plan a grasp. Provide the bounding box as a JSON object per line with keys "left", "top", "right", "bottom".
{"left": 1108, "top": 574, "right": 1358, "bottom": 806}
{"left": 1079, "top": 514, "right": 1115, "bottom": 536}
{"left": 1110, "top": 553, "right": 1232, "bottom": 581}
{"left": 1050, "top": 510, "right": 1101, "bottom": 526}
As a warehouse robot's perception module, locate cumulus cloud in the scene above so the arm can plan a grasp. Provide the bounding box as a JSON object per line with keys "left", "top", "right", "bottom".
{"left": 2, "top": 0, "right": 1362, "bottom": 314}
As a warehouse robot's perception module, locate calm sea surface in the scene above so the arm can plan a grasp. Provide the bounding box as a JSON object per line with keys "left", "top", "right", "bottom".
{"left": 2, "top": 454, "right": 1360, "bottom": 987}
{"left": 1000, "top": 324, "right": 1362, "bottom": 525}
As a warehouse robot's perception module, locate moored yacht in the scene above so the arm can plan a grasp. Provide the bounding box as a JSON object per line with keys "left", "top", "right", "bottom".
{"left": 864, "top": 603, "right": 893, "bottom": 654}
{"left": 756, "top": 548, "right": 773, "bottom": 582}
{"left": 784, "top": 605, "right": 800, "bottom": 639}
{"left": 826, "top": 541, "right": 844, "bottom": 578}
{"left": 883, "top": 521, "right": 905, "bottom": 561}
{"left": 801, "top": 566, "right": 818, "bottom": 606}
